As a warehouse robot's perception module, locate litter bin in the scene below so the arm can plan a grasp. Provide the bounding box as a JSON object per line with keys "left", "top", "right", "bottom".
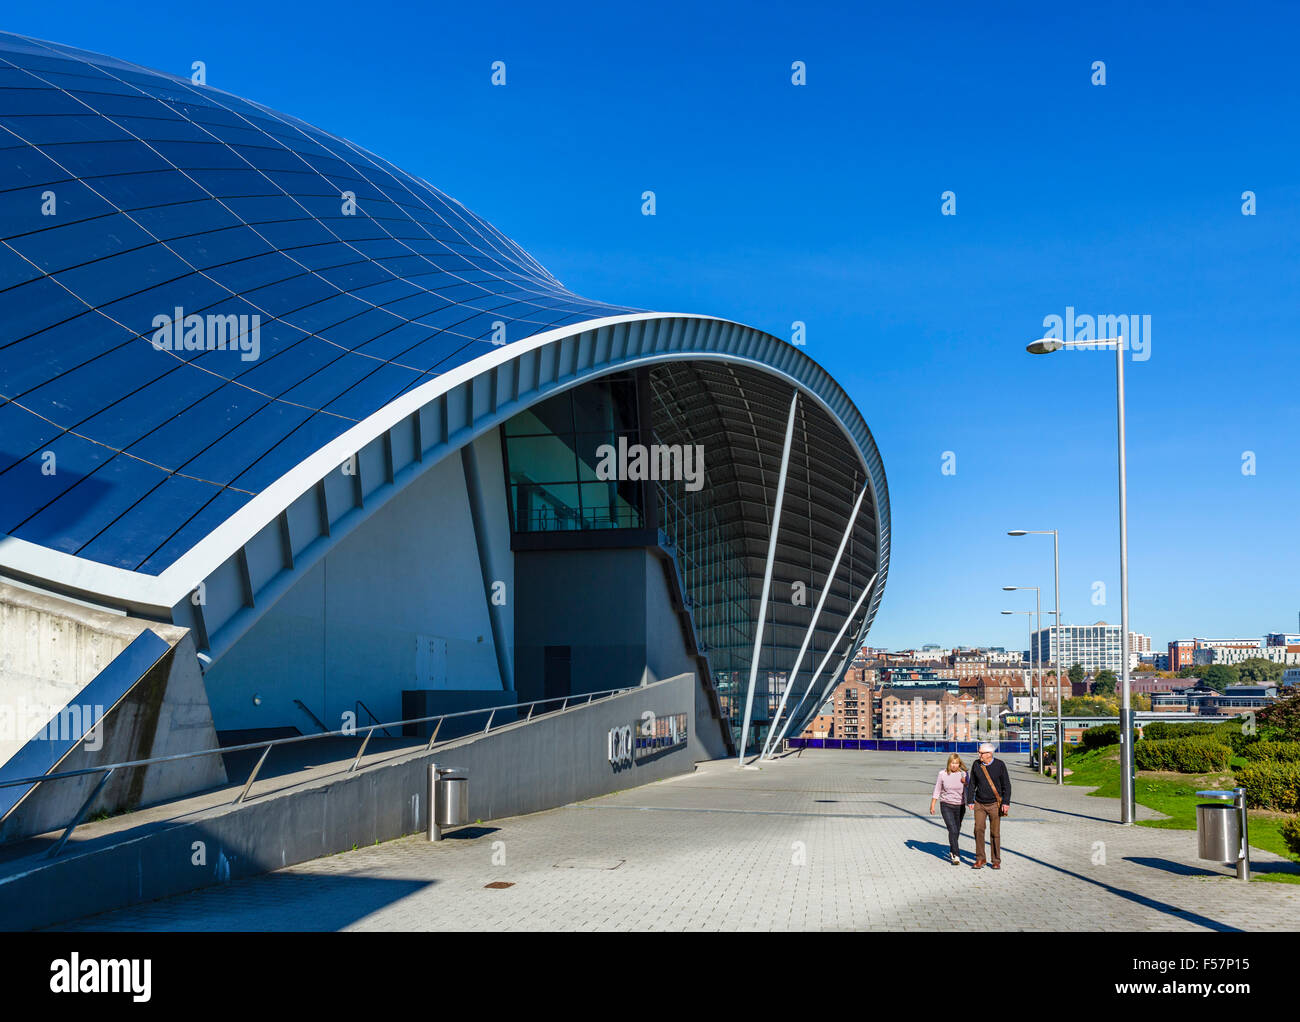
{"left": 1196, "top": 803, "right": 1239, "bottom": 861}
{"left": 1194, "top": 788, "right": 1250, "bottom": 881}
{"left": 427, "top": 763, "right": 468, "bottom": 841}
{"left": 438, "top": 776, "right": 468, "bottom": 827}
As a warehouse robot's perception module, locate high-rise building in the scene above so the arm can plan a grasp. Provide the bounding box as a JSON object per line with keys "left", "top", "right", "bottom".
{"left": 1032, "top": 622, "right": 1148, "bottom": 674}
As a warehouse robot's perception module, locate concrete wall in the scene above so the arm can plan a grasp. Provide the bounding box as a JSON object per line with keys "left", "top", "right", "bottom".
{"left": 0, "top": 673, "right": 701, "bottom": 931}
{"left": 513, "top": 547, "right": 651, "bottom": 704}
{"left": 204, "top": 434, "right": 513, "bottom": 735}
{"left": 0, "top": 581, "right": 225, "bottom": 838}
{"left": 0, "top": 632, "right": 226, "bottom": 841}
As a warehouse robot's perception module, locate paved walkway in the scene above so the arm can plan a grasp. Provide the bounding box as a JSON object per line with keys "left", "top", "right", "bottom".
{"left": 49, "top": 751, "right": 1300, "bottom": 931}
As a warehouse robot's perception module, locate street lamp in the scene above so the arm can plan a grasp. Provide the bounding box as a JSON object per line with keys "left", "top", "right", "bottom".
{"left": 1001, "top": 609, "right": 1037, "bottom": 766}
{"left": 1026, "top": 335, "right": 1135, "bottom": 824}
{"left": 1003, "top": 586, "right": 1042, "bottom": 773}
{"left": 1010, "top": 529, "right": 1064, "bottom": 784}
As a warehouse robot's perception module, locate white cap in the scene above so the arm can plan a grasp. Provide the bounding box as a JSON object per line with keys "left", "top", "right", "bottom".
{"left": 978, "top": 742, "right": 995, "bottom": 753}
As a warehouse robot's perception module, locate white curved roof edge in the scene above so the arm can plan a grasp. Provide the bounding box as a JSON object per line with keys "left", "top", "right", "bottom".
{"left": 0, "top": 312, "right": 886, "bottom": 613}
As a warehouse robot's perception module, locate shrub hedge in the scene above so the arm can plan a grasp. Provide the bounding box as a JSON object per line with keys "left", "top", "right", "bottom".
{"left": 1282, "top": 816, "right": 1300, "bottom": 858}
{"left": 1133, "top": 737, "right": 1231, "bottom": 773}
{"left": 1143, "top": 721, "right": 1215, "bottom": 740}
{"left": 1235, "top": 762, "right": 1300, "bottom": 812}
{"left": 1081, "top": 724, "right": 1120, "bottom": 750}
{"left": 1240, "top": 740, "right": 1300, "bottom": 764}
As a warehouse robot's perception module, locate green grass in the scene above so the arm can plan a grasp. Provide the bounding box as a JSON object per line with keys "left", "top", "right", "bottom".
{"left": 1060, "top": 745, "right": 1300, "bottom": 883}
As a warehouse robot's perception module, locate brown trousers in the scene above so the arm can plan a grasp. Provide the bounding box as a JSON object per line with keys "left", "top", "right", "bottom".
{"left": 973, "top": 802, "right": 1002, "bottom": 864}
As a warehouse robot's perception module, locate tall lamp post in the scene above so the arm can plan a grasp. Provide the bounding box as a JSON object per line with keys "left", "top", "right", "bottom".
{"left": 1000, "top": 609, "right": 1037, "bottom": 765}
{"left": 1003, "top": 587, "right": 1041, "bottom": 772}
{"left": 1026, "top": 335, "right": 1135, "bottom": 824}
{"left": 1010, "top": 529, "right": 1063, "bottom": 784}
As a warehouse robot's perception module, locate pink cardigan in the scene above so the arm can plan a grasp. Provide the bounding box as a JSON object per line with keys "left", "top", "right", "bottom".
{"left": 933, "top": 768, "right": 968, "bottom": 806}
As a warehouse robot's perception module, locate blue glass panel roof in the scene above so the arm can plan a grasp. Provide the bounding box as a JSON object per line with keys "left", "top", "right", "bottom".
{"left": 0, "top": 31, "right": 637, "bottom": 575}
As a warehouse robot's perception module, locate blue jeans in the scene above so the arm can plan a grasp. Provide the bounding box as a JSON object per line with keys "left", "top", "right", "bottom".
{"left": 939, "top": 802, "right": 966, "bottom": 856}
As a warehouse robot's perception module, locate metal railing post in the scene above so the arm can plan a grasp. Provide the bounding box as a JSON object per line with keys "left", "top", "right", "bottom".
{"left": 349, "top": 725, "right": 376, "bottom": 773}
{"left": 48, "top": 768, "right": 115, "bottom": 858}
{"left": 428, "top": 761, "right": 441, "bottom": 842}
{"left": 426, "top": 716, "right": 444, "bottom": 750}
{"left": 483, "top": 708, "right": 495, "bottom": 734}
{"left": 235, "top": 745, "right": 272, "bottom": 805}
{"left": 1235, "top": 787, "right": 1251, "bottom": 882}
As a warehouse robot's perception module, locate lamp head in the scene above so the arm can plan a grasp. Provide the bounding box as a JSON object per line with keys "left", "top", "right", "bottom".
{"left": 1027, "top": 338, "right": 1064, "bottom": 354}
{"left": 1007, "top": 530, "right": 1027, "bottom": 536}
{"left": 1002, "top": 586, "right": 1018, "bottom": 591}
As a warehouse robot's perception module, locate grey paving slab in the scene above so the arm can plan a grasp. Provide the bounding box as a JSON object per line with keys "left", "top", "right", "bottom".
{"left": 48, "top": 751, "right": 1300, "bottom": 931}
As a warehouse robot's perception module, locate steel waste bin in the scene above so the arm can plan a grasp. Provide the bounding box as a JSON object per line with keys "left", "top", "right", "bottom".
{"left": 438, "top": 776, "right": 469, "bottom": 827}
{"left": 1196, "top": 803, "right": 1239, "bottom": 861}
{"left": 427, "top": 763, "right": 468, "bottom": 841}
{"left": 1194, "top": 788, "right": 1250, "bottom": 881}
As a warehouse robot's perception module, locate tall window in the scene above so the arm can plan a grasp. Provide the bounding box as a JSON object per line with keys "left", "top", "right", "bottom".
{"left": 502, "top": 375, "right": 644, "bottom": 532}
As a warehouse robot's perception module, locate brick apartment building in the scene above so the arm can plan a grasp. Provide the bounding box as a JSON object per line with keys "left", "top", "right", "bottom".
{"left": 800, "top": 713, "right": 835, "bottom": 739}
{"left": 879, "top": 687, "right": 977, "bottom": 740}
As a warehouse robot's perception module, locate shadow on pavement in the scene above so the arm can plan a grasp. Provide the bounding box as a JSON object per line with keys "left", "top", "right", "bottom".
{"left": 905, "top": 839, "right": 954, "bottom": 862}
{"left": 1243, "top": 860, "right": 1300, "bottom": 881}
{"left": 1124, "top": 856, "right": 1220, "bottom": 877}
{"left": 441, "top": 826, "right": 499, "bottom": 841}
{"left": 1010, "top": 800, "right": 1131, "bottom": 825}
{"left": 879, "top": 800, "right": 1242, "bottom": 932}
{"left": 48, "top": 874, "right": 435, "bottom": 932}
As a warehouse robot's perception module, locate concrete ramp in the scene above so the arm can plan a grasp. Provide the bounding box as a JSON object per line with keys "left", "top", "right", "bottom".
{"left": 0, "top": 672, "right": 702, "bottom": 930}
{"left": 0, "top": 580, "right": 226, "bottom": 842}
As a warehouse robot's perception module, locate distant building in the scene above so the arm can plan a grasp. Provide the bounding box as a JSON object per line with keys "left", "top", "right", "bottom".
{"left": 1152, "top": 683, "right": 1279, "bottom": 716}
{"left": 1033, "top": 622, "right": 1148, "bottom": 674}
{"left": 800, "top": 712, "right": 835, "bottom": 740}
{"left": 1266, "top": 633, "right": 1300, "bottom": 649}
{"left": 830, "top": 680, "right": 870, "bottom": 741}
{"left": 878, "top": 687, "right": 976, "bottom": 740}
{"left": 1195, "top": 645, "right": 1300, "bottom": 667}
{"left": 880, "top": 666, "right": 953, "bottom": 686}
{"left": 1169, "top": 639, "right": 1197, "bottom": 673}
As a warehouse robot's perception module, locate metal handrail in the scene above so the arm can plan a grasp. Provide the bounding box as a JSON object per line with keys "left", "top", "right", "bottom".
{"left": 354, "top": 698, "right": 393, "bottom": 738}
{"left": 0, "top": 685, "right": 636, "bottom": 857}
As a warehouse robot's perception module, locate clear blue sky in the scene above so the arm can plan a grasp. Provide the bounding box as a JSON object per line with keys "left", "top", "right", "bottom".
{"left": 12, "top": 1, "right": 1299, "bottom": 650}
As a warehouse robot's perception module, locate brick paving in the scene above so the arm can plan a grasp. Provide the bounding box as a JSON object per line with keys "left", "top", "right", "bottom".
{"left": 49, "top": 751, "right": 1300, "bottom": 931}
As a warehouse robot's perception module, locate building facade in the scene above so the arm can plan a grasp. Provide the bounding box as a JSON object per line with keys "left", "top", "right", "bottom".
{"left": 0, "top": 30, "right": 892, "bottom": 811}
{"left": 878, "top": 688, "right": 976, "bottom": 740}
{"left": 1032, "top": 623, "right": 1149, "bottom": 674}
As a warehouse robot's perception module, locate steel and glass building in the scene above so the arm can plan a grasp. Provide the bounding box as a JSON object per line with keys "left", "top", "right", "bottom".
{"left": 1031, "top": 623, "right": 1150, "bottom": 675}
{"left": 0, "top": 32, "right": 889, "bottom": 771}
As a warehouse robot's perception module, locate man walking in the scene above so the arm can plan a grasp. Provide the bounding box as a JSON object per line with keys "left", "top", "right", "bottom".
{"left": 964, "top": 742, "right": 1011, "bottom": 869}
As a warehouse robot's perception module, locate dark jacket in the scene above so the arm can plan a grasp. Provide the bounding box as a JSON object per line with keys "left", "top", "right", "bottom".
{"left": 964, "top": 757, "right": 1011, "bottom": 807}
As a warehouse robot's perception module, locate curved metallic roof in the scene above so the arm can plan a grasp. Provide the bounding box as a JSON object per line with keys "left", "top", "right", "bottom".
{"left": 0, "top": 31, "right": 633, "bottom": 574}
{"left": 0, "top": 34, "right": 890, "bottom": 695}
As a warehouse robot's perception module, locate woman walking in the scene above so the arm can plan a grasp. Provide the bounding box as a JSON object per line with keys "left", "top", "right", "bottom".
{"left": 929, "top": 753, "right": 968, "bottom": 865}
